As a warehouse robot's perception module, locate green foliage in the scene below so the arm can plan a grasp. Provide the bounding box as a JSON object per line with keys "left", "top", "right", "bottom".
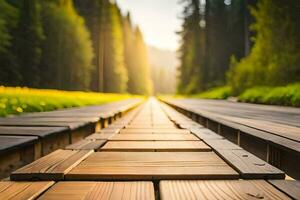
{"left": 0, "top": 0, "right": 17, "bottom": 53}
{"left": 13, "top": 0, "right": 44, "bottom": 87}
{"left": 192, "top": 86, "right": 232, "bottom": 99}
{"left": 177, "top": 0, "right": 205, "bottom": 94}
{"left": 204, "top": 0, "right": 245, "bottom": 88}
{"left": 0, "top": 0, "right": 20, "bottom": 85}
{"left": 0, "top": 86, "right": 137, "bottom": 117}
{"left": 40, "top": 0, "right": 94, "bottom": 90}
{"left": 177, "top": 0, "right": 246, "bottom": 94}
{"left": 102, "top": 2, "right": 128, "bottom": 93}
{"left": 228, "top": 0, "right": 300, "bottom": 95}
{"left": 126, "top": 26, "right": 152, "bottom": 95}
{"left": 238, "top": 83, "right": 300, "bottom": 107}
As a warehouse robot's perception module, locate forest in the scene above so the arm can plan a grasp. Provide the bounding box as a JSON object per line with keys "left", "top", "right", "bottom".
{"left": 0, "top": 0, "right": 299, "bottom": 105}
{"left": 0, "top": 0, "right": 152, "bottom": 94}
{"left": 177, "top": 0, "right": 300, "bottom": 105}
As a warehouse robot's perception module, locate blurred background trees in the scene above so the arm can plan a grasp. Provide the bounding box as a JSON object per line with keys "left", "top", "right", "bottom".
{"left": 1, "top": 0, "right": 299, "bottom": 96}
{"left": 177, "top": 0, "right": 300, "bottom": 95}
{"left": 0, "top": 0, "right": 152, "bottom": 94}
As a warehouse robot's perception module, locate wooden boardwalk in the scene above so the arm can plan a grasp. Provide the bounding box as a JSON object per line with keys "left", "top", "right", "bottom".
{"left": 162, "top": 98, "right": 300, "bottom": 179}
{"left": 0, "top": 99, "right": 141, "bottom": 179}
{"left": 1, "top": 98, "right": 299, "bottom": 199}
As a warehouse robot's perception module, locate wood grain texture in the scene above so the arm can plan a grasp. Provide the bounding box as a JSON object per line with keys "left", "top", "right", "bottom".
{"left": 109, "top": 133, "right": 199, "bottom": 141}
{"left": 191, "top": 128, "right": 224, "bottom": 140}
{"left": 0, "top": 126, "right": 68, "bottom": 138}
{"left": 160, "top": 180, "right": 290, "bottom": 200}
{"left": 38, "top": 181, "right": 155, "bottom": 200}
{"left": 216, "top": 149, "right": 285, "bottom": 179}
{"left": 0, "top": 135, "right": 37, "bottom": 153}
{"left": 85, "top": 133, "right": 116, "bottom": 140}
{"left": 66, "top": 152, "right": 238, "bottom": 180}
{"left": 268, "top": 180, "right": 300, "bottom": 200}
{"left": 101, "top": 141, "right": 211, "bottom": 152}
{"left": 0, "top": 181, "right": 54, "bottom": 200}
{"left": 125, "top": 124, "right": 177, "bottom": 129}
{"left": 120, "top": 129, "right": 190, "bottom": 134}
{"left": 0, "top": 121, "right": 85, "bottom": 130}
{"left": 11, "top": 149, "right": 93, "bottom": 181}
{"left": 65, "top": 140, "right": 106, "bottom": 150}
{"left": 204, "top": 139, "right": 242, "bottom": 150}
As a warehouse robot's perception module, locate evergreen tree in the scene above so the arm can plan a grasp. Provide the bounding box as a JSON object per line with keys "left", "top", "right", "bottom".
{"left": 13, "top": 0, "right": 44, "bottom": 87}
{"left": 129, "top": 27, "right": 152, "bottom": 95}
{"left": 177, "top": 0, "right": 205, "bottom": 94}
{"left": 204, "top": 0, "right": 245, "bottom": 88}
{"left": 0, "top": 0, "right": 20, "bottom": 85}
{"left": 227, "top": 0, "right": 300, "bottom": 94}
{"left": 123, "top": 13, "right": 135, "bottom": 93}
{"left": 40, "top": 0, "right": 94, "bottom": 90}
{"left": 73, "top": 0, "right": 101, "bottom": 91}
{"left": 102, "top": 1, "right": 128, "bottom": 93}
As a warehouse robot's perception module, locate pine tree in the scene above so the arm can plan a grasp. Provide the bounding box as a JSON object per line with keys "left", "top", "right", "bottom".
{"left": 102, "top": 1, "right": 128, "bottom": 93}
{"left": 40, "top": 0, "right": 94, "bottom": 90}
{"left": 130, "top": 27, "right": 152, "bottom": 94}
{"left": 13, "top": 0, "right": 44, "bottom": 87}
{"left": 177, "top": 0, "right": 205, "bottom": 94}
{"left": 0, "top": 0, "right": 20, "bottom": 85}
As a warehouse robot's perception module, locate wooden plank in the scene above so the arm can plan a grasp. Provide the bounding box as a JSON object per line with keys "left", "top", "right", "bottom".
{"left": 109, "top": 133, "right": 199, "bottom": 141}
{"left": 66, "top": 152, "right": 238, "bottom": 180}
{"left": 191, "top": 128, "right": 223, "bottom": 140}
{"left": 159, "top": 180, "right": 290, "bottom": 200}
{"left": 0, "top": 136, "right": 38, "bottom": 179}
{"left": 268, "top": 180, "right": 300, "bottom": 200}
{"left": 65, "top": 140, "right": 106, "bottom": 150}
{"left": 0, "top": 121, "right": 84, "bottom": 130}
{"left": 0, "top": 126, "right": 68, "bottom": 138}
{"left": 11, "top": 149, "right": 93, "bottom": 181}
{"left": 216, "top": 149, "right": 285, "bottom": 179}
{"left": 204, "top": 139, "right": 242, "bottom": 150}
{"left": 178, "top": 123, "right": 204, "bottom": 129}
{"left": 14, "top": 117, "right": 99, "bottom": 123}
{"left": 0, "top": 181, "right": 54, "bottom": 200}
{"left": 125, "top": 124, "right": 177, "bottom": 129}
{"left": 85, "top": 133, "right": 116, "bottom": 140}
{"left": 38, "top": 181, "right": 155, "bottom": 200}
{"left": 120, "top": 129, "right": 190, "bottom": 134}
{"left": 101, "top": 141, "right": 211, "bottom": 152}
{"left": 0, "top": 135, "right": 37, "bottom": 153}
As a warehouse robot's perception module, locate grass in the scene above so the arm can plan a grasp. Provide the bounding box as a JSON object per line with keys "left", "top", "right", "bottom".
{"left": 191, "top": 86, "right": 232, "bottom": 99}
{"left": 238, "top": 83, "right": 300, "bottom": 107}
{"left": 0, "top": 86, "right": 139, "bottom": 117}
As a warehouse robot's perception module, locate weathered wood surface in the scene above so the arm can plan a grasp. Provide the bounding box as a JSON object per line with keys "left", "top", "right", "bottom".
{"left": 101, "top": 141, "right": 211, "bottom": 152}
{"left": 85, "top": 133, "right": 116, "bottom": 140}
{"left": 0, "top": 181, "right": 54, "bottom": 200}
{"left": 125, "top": 124, "right": 177, "bottom": 129}
{"left": 38, "top": 181, "right": 155, "bottom": 200}
{"left": 65, "top": 139, "right": 106, "bottom": 150}
{"left": 0, "top": 135, "right": 37, "bottom": 154}
{"left": 164, "top": 98, "right": 300, "bottom": 142}
{"left": 159, "top": 180, "right": 290, "bottom": 200}
{"left": 0, "top": 120, "right": 84, "bottom": 130}
{"left": 0, "top": 126, "right": 68, "bottom": 138}
{"left": 204, "top": 139, "right": 242, "bottom": 150}
{"left": 109, "top": 133, "right": 199, "bottom": 141}
{"left": 216, "top": 149, "right": 285, "bottom": 179}
{"left": 66, "top": 152, "right": 238, "bottom": 180}
{"left": 268, "top": 180, "right": 300, "bottom": 200}
{"left": 191, "top": 128, "right": 223, "bottom": 140}
{"left": 11, "top": 149, "right": 93, "bottom": 181}
{"left": 119, "top": 129, "right": 190, "bottom": 134}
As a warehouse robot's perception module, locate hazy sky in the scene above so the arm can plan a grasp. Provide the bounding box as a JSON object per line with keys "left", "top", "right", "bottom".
{"left": 116, "top": 0, "right": 182, "bottom": 51}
